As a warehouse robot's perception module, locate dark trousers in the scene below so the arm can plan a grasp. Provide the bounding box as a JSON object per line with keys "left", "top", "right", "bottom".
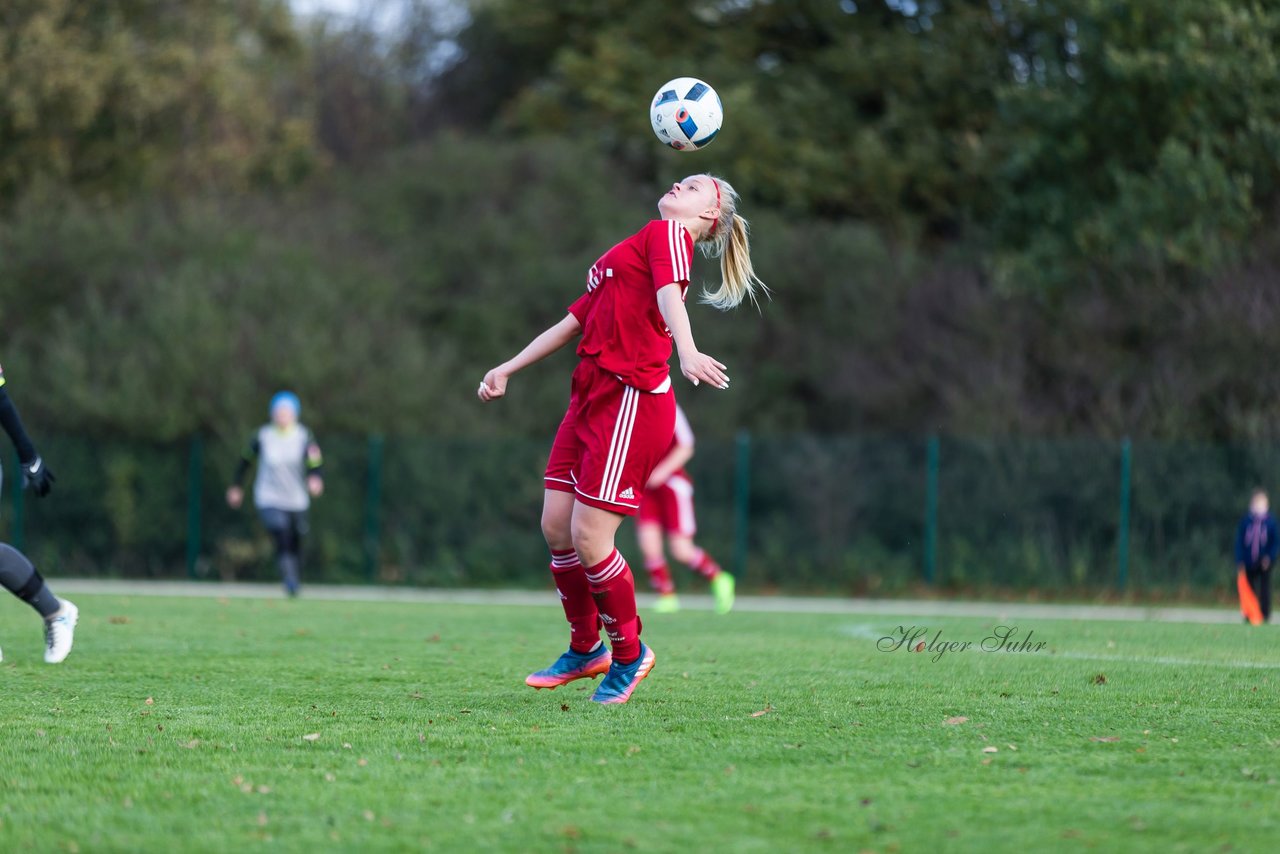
{"left": 1244, "top": 565, "right": 1272, "bottom": 622}
{"left": 258, "top": 508, "right": 308, "bottom": 595}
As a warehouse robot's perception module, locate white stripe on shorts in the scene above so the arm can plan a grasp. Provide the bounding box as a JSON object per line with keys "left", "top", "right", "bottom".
{"left": 597, "top": 386, "right": 638, "bottom": 503}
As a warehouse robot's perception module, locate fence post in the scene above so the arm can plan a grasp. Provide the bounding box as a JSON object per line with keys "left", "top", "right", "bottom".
{"left": 924, "top": 435, "right": 939, "bottom": 584}
{"left": 186, "top": 436, "right": 203, "bottom": 579}
{"left": 1117, "top": 437, "right": 1132, "bottom": 591}
{"left": 10, "top": 451, "right": 24, "bottom": 552}
{"left": 364, "top": 434, "right": 385, "bottom": 583}
{"left": 731, "top": 430, "right": 751, "bottom": 580}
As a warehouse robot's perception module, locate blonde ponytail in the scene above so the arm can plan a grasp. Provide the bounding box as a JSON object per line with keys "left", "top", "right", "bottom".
{"left": 700, "top": 175, "right": 769, "bottom": 310}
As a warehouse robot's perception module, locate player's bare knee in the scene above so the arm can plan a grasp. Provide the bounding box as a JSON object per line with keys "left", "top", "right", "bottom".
{"left": 570, "top": 514, "right": 613, "bottom": 566}
{"left": 541, "top": 511, "right": 572, "bottom": 551}
{"left": 668, "top": 538, "right": 698, "bottom": 565}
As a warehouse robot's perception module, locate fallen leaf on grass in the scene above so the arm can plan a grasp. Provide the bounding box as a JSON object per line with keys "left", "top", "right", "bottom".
{"left": 302, "top": 733, "right": 320, "bottom": 742}
{"left": 1090, "top": 736, "right": 1120, "bottom": 743}
{"left": 182, "top": 740, "right": 200, "bottom": 749}
{"left": 1092, "top": 673, "right": 1107, "bottom": 685}
{"left": 144, "top": 697, "right": 154, "bottom": 706}
{"left": 1007, "top": 744, "right": 1018, "bottom": 751}
{"left": 108, "top": 616, "right": 130, "bottom": 624}
{"left": 357, "top": 758, "right": 368, "bottom": 767}
{"left": 342, "top": 743, "right": 352, "bottom": 750}
{"left": 944, "top": 716, "right": 968, "bottom": 726}
{"left": 981, "top": 746, "right": 998, "bottom": 754}
{"left": 750, "top": 705, "right": 774, "bottom": 718}
{"left": 560, "top": 704, "right": 570, "bottom": 712}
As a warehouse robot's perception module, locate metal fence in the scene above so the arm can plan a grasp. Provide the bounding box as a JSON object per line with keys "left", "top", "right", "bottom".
{"left": 0, "top": 433, "right": 1264, "bottom": 596}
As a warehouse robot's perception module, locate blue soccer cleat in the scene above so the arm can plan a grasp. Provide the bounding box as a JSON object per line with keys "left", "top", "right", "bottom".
{"left": 525, "top": 644, "right": 612, "bottom": 689}
{"left": 591, "top": 643, "right": 656, "bottom": 705}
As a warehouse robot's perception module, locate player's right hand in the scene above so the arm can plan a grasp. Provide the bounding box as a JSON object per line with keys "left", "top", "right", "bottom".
{"left": 679, "top": 350, "right": 730, "bottom": 390}
{"left": 226, "top": 486, "right": 244, "bottom": 509}
{"left": 22, "top": 456, "right": 54, "bottom": 497}
{"left": 478, "top": 368, "right": 508, "bottom": 402}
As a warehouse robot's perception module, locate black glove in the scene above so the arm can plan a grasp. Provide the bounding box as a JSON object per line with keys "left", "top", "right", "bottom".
{"left": 23, "top": 456, "right": 54, "bottom": 497}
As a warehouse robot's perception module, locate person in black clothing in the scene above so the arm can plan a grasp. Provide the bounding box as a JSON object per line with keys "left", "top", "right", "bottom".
{"left": 0, "top": 365, "right": 76, "bottom": 662}
{"left": 1235, "top": 488, "right": 1278, "bottom": 623}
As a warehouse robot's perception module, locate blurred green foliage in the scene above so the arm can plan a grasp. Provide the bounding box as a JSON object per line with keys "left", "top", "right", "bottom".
{"left": 0, "top": 0, "right": 318, "bottom": 199}
{"left": 449, "top": 0, "right": 1280, "bottom": 285}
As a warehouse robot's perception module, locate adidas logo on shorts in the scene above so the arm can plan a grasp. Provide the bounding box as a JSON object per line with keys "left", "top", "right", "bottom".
{"left": 619, "top": 487, "right": 635, "bottom": 500}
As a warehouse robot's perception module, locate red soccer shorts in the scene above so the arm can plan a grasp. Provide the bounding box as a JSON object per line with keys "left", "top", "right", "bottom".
{"left": 637, "top": 473, "right": 697, "bottom": 536}
{"left": 545, "top": 359, "right": 677, "bottom": 515}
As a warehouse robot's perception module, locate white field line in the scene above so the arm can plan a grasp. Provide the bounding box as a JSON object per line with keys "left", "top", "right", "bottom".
{"left": 1050, "top": 651, "right": 1280, "bottom": 670}
{"left": 48, "top": 578, "right": 1243, "bottom": 624}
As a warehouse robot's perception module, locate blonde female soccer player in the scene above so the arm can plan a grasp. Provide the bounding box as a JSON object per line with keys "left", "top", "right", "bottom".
{"left": 478, "top": 174, "right": 765, "bottom": 704}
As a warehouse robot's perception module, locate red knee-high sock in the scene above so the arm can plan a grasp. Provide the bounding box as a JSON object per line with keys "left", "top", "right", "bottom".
{"left": 687, "top": 546, "right": 722, "bottom": 580}
{"left": 585, "top": 549, "right": 641, "bottom": 665}
{"left": 550, "top": 549, "right": 601, "bottom": 653}
{"left": 644, "top": 557, "right": 676, "bottom": 595}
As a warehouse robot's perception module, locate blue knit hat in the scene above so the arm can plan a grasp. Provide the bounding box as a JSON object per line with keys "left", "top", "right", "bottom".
{"left": 270, "top": 391, "right": 301, "bottom": 418}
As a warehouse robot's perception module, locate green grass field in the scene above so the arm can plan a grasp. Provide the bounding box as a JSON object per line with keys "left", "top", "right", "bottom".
{"left": 0, "top": 593, "right": 1276, "bottom": 852}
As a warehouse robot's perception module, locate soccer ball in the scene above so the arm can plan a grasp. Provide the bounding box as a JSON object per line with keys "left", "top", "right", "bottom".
{"left": 651, "top": 77, "right": 723, "bottom": 151}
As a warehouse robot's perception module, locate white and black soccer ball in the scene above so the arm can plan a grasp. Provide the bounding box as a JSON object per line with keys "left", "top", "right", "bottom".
{"left": 651, "top": 77, "right": 723, "bottom": 152}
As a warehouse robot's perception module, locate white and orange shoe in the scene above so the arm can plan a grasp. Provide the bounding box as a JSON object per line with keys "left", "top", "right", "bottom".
{"left": 525, "top": 644, "right": 612, "bottom": 689}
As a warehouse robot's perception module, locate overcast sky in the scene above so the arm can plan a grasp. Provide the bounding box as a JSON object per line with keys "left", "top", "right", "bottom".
{"left": 291, "top": 0, "right": 366, "bottom": 16}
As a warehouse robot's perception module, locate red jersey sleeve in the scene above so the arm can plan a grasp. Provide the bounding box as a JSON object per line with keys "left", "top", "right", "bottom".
{"left": 647, "top": 220, "right": 694, "bottom": 292}
{"left": 567, "top": 290, "right": 592, "bottom": 324}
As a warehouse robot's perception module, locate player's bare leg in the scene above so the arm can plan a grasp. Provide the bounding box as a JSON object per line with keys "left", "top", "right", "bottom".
{"left": 637, "top": 521, "right": 679, "bottom": 613}
{"left": 669, "top": 534, "right": 734, "bottom": 614}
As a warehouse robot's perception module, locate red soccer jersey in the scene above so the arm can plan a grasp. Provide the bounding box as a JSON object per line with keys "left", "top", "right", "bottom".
{"left": 568, "top": 219, "right": 693, "bottom": 392}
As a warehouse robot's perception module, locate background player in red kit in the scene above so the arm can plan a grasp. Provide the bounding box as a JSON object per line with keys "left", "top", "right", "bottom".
{"left": 478, "top": 173, "right": 765, "bottom": 704}
{"left": 637, "top": 403, "right": 735, "bottom": 615}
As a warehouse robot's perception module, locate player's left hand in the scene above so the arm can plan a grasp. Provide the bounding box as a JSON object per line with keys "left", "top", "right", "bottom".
{"left": 23, "top": 456, "right": 54, "bottom": 497}
{"left": 478, "top": 367, "right": 509, "bottom": 402}
{"left": 679, "top": 350, "right": 730, "bottom": 390}
{"left": 307, "top": 474, "right": 324, "bottom": 498}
